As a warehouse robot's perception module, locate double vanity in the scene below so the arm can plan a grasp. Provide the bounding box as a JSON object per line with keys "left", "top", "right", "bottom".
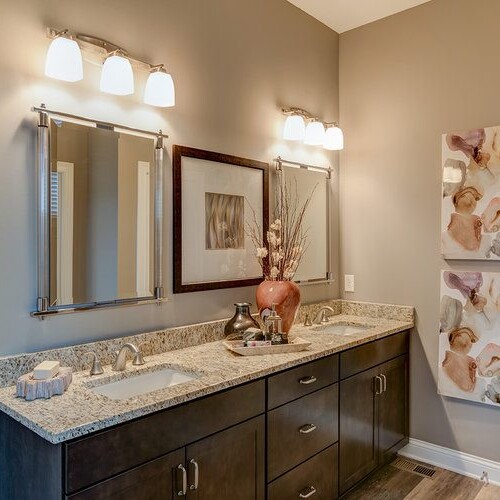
{"left": 0, "top": 300, "right": 413, "bottom": 499}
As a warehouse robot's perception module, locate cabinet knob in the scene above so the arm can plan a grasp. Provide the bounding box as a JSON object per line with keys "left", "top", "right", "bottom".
{"left": 177, "top": 464, "right": 187, "bottom": 496}
{"left": 189, "top": 458, "right": 199, "bottom": 491}
{"left": 299, "top": 485, "right": 317, "bottom": 498}
{"left": 299, "top": 423, "right": 317, "bottom": 434}
{"left": 299, "top": 375, "right": 317, "bottom": 385}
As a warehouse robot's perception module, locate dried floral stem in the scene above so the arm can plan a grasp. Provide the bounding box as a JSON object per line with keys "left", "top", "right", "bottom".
{"left": 246, "top": 172, "right": 317, "bottom": 281}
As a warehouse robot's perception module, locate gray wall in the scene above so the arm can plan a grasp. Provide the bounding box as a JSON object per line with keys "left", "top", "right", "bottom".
{"left": 339, "top": 0, "right": 500, "bottom": 461}
{"left": 87, "top": 129, "right": 119, "bottom": 302}
{"left": 0, "top": 0, "right": 339, "bottom": 355}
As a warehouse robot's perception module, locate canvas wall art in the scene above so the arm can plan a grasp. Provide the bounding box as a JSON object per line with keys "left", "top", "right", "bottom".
{"left": 439, "top": 270, "right": 500, "bottom": 407}
{"left": 441, "top": 126, "right": 500, "bottom": 259}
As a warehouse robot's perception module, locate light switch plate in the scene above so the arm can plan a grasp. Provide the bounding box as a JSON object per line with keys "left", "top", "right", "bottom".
{"left": 344, "top": 274, "right": 355, "bottom": 293}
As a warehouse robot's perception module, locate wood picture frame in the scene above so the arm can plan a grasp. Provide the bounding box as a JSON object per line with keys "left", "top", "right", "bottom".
{"left": 173, "top": 145, "right": 269, "bottom": 293}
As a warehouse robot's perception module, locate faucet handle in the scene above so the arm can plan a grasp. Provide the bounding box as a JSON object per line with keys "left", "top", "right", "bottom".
{"left": 132, "top": 351, "right": 145, "bottom": 366}
{"left": 304, "top": 314, "right": 313, "bottom": 327}
{"left": 85, "top": 352, "right": 104, "bottom": 376}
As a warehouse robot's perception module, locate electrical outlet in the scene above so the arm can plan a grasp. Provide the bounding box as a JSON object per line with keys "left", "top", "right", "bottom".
{"left": 344, "top": 274, "right": 355, "bottom": 293}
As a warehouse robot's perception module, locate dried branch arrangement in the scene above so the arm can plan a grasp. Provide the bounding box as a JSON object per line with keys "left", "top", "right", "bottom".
{"left": 247, "top": 173, "right": 317, "bottom": 281}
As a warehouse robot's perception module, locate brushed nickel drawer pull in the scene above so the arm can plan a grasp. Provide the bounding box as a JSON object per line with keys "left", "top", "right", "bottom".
{"left": 299, "top": 375, "right": 317, "bottom": 385}
{"left": 189, "top": 459, "right": 199, "bottom": 490}
{"left": 374, "top": 375, "right": 383, "bottom": 395}
{"left": 299, "top": 485, "right": 317, "bottom": 498}
{"left": 299, "top": 423, "right": 317, "bottom": 434}
{"left": 177, "top": 464, "right": 187, "bottom": 496}
{"left": 380, "top": 373, "right": 387, "bottom": 393}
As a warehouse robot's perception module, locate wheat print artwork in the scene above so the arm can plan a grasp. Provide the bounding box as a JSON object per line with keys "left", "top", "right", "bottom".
{"left": 205, "top": 192, "right": 244, "bottom": 250}
{"left": 441, "top": 126, "right": 500, "bottom": 259}
{"left": 439, "top": 270, "right": 500, "bottom": 406}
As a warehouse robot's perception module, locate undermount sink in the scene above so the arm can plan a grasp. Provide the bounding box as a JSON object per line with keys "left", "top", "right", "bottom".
{"left": 90, "top": 368, "right": 200, "bottom": 400}
{"left": 312, "top": 323, "right": 371, "bottom": 336}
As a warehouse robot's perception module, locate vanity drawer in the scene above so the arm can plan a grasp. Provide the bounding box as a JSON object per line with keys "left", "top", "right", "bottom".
{"left": 65, "top": 380, "right": 265, "bottom": 494}
{"left": 267, "top": 355, "right": 338, "bottom": 409}
{"left": 340, "top": 331, "right": 409, "bottom": 379}
{"left": 267, "top": 384, "right": 338, "bottom": 481}
{"left": 268, "top": 444, "right": 338, "bottom": 500}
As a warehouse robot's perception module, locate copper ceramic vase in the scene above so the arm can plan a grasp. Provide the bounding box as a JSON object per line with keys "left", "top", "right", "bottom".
{"left": 256, "top": 280, "right": 301, "bottom": 333}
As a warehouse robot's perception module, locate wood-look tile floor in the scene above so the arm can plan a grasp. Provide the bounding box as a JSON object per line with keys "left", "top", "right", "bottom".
{"left": 344, "top": 459, "right": 500, "bottom": 500}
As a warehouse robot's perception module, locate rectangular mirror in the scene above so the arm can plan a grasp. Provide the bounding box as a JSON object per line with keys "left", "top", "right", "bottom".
{"left": 33, "top": 107, "right": 165, "bottom": 317}
{"left": 277, "top": 159, "right": 333, "bottom": 283}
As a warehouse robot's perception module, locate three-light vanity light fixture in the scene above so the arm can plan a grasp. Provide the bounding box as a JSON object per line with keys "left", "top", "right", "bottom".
{"left": 44, "top": 28, "right": 175, "bottom": 108}
{"left": 282, "top": 107, "right": 343, "bottom": 150}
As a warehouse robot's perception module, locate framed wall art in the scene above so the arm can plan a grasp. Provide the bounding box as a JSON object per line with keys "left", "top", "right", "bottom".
{"left": 173, "top": 145, "right": 269, "bottom": 293}
{"left": 439, "top": 270, "right": 500, "bottom": 407}
{"left": 441, "top": 125, "right": 500, "bottom": 260}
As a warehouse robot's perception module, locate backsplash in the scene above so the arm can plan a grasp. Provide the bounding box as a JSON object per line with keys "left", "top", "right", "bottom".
{"left": 0, "top": 299, "right": 413, "bottom": 388}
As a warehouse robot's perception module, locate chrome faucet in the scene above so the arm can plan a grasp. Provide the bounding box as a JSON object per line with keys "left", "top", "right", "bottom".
{"left": 112, "top": 343, "right": 145, "bottom": 371}
{"left": 313, "top": 306, "right": 336, "bottom": 325}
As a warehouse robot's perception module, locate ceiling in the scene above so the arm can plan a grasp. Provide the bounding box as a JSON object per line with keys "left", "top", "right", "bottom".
{"left": 286, "top": 0, "right": 432, "bottom": 33}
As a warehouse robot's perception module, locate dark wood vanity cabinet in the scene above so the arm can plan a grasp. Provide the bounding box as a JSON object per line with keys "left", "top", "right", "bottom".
{"left": 339, "top": 333, "right": 409, "bottom": 495}
{"left": 0, "top": 331, "right": 409, "bottom": 500}
{"left": 69, "top": 416, "right": 265, "bottom": 500}
{"left": 1, "top": 380, "right": 266, "bottom": 500}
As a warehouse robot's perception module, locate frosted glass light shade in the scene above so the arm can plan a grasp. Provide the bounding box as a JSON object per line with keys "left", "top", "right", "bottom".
{"left": 323, "top": 126, "right": 344, "bottom": 150}
{"left": 144, "top": 70, "right": 175, "bottom": 107}
{"left": 100, "top": 55, "right": 134, "bottom": 95}
{"left": 304, "top": 120, "right": 325, "bottom": 146}
{"left": 45, "top": 37, "right": 83, "bottom": 82}
{"left": 283, "top": 115, "right": 306, "bottom": 141}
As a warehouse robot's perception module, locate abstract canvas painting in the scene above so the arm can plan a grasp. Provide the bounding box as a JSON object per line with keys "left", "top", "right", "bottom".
{"left": 441, "top": 126, "right": 500, "bottom": 259}
{"left": 205, "top": 192, "right": 244, "bottom": 250}
{"left": 439, "top": 270, "right": 500, "bottom": 406}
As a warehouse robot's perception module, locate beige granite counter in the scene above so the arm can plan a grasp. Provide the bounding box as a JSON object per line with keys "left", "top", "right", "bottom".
{"left": 0, "top": 306, "right": 413, "bottom": 444}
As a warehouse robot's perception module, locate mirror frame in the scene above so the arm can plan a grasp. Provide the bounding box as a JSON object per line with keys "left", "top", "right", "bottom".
{"left": 31, "top": 105, "right": 166, "bottom": 318}
{"left": 275, "top": 157, "right": 334, "bottom": 285}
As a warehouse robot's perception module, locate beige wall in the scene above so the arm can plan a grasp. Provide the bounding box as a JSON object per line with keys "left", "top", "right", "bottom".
{"left": 0, "top": 0, "right": 339, "bottom": 355}
{"left": 339, "top": 0, "right": 500, "bottom": 461}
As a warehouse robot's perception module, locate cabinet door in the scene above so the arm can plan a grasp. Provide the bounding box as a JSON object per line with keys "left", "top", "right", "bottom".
{"left": 339, "top": 366, "right": 379, "bottom": 494}
{"left": 378, "top": 355, "right": 408, "bottom": 463}
{"left": 67, "top": 448, "right": 185, "bottom": 500}
{"left": 186, "top": 415, "right": 265, "bottom": 500}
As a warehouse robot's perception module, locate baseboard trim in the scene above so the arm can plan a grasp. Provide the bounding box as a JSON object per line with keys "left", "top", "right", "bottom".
{"left": 399, "top": 438, "right": 500, "bottom": 486}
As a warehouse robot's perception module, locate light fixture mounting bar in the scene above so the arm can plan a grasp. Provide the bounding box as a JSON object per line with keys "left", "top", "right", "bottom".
{"left": 281, "top": 107, "right": 338, "bottom": 127}
{"left": 47, "top": 27, "right": 160, "bottom": 72}
{"left": 281, "top": 107, "right": 313, "bottom": 118}
{"left": 274, "top": 156, "right": 332, "bottom": 178}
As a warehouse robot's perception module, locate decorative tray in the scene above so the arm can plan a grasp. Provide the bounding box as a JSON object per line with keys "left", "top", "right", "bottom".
{"left": 223, "top": 337, "right": 311, "bottom": 356}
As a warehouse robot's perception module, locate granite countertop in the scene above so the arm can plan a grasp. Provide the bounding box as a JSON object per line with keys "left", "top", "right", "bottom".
{"left": 0, "top": 313, "right": 413, "bottom": 444}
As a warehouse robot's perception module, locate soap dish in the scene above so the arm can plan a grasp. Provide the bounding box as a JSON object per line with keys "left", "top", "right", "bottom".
{"left": 16, "top": 367, "right": 73, "bottom": 401}
{"left": 223, "top": 337, "right": 311, "bottom": 356}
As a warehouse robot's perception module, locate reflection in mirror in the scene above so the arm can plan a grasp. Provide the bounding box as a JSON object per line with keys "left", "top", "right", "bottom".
{"left": 280, "top": 164, "right": 330, "bottom": 282}
{"left": 49, "top": 119, "right": 155, "bottom": 306}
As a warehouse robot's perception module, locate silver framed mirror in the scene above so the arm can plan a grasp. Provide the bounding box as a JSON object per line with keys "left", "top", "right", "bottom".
{"left": 32, "top": 105, "right": 166, "bottom": 318}
{"left": 275, "top": 157, "right": 334, "bottom": 284}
